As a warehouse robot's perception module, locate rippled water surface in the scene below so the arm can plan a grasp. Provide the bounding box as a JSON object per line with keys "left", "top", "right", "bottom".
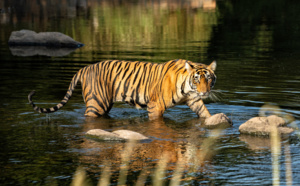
{"left": 1, "top": 0, "right": 300, "bottom": 185}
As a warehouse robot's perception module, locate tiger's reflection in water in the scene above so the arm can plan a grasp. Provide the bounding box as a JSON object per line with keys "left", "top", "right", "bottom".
{"left": 75, "top": 116, "right": 222, "bottom": 180}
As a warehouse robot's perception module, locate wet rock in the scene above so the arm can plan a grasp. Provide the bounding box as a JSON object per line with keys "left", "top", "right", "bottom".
{"left": 8, "top": 29, "right": 84, "bottom": 48}
{"left": 112, "top": 130, "right": 149, "bottom": 141}
{"left": 86, "top": 129, "right": 149, "bottom": 141}
{"left": 86, "top": 129, "right": 125, "bottom": 141}
{"left": 266, "top": 115, "right": 286, "bottom": 126}
{"left": 204, "top": 113, "right": 233, "bottom": 128}
{"left": 239, "top": 115, "right": 294, "bottom": 136}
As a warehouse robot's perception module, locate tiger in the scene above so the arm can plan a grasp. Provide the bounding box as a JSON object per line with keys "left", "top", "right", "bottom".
{"left": 28, "top": 59, "right": 217, "bottom": 120}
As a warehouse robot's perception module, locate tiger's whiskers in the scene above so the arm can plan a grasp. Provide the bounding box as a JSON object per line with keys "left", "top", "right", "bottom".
{"left": 208, "top": 90, "right": 223, "bottom": 102}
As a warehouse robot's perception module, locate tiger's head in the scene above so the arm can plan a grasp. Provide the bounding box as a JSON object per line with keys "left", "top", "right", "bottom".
{"left": 185, "top": 61, "right": 217, "bottom": 99}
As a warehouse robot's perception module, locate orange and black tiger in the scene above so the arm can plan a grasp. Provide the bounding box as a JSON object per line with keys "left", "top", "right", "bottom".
{"left": 28, "top": 59, "right": 217, "bottom": 120}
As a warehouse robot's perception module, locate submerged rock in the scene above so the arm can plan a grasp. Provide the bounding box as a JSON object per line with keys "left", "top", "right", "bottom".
{"left": 239, "top": 115, "right": 294, "bottom": 136}
{"left": 204, "top": 113, "right": 233, "bottom": 128}
{"left": 86, "top": 129, "right": 149, "bottom": 141}
{"left": 8, "top": 29, "right": 84, "bottom": 48}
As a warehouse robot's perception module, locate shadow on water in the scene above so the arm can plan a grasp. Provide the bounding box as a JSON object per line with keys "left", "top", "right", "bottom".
{"left": 9, "top": 46, "right": 80, "bottom": 57}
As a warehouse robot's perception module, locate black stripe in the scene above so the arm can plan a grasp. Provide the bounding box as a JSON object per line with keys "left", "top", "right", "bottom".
{"left": 95, "top": 82, "right": 109, "bottom": 110}
{"left": 132, "top": 64, "right": 142, "bottom": 82}
{"left": 102, "top": 61, "right": 111, "bottom": 81}
{"left": 106, "top": 60, "right": 116, "bottom": 81}
{"left": 121, "top": 62, "right": 131, "bottom": 79}
{"left": 87, "top": 106, "right": 100, "bottom": 112}
{"left": 123, "top": 70, "right": 134, "bottom": 98}
{"left": 114, "top": 62, "right": 131, "bottom": 97}
{"left": 172, "top": 91, "right": 176, "bottom": 105}
{"left": 134, "top": 65, "right": 146, "bottom": 105}
{"left": 81, "top": 66, "right": 89, "bottom": 94}
{"left": 144, "top": 64, "right": 157, "bottom": 101}
{"left": 65, "top": 93, "right": 71, "bottom": 99}
{"left": 85, "top": 110, "right": 102, "bottom": 117}
{"left": 175, "top": 66, "right": 184, "bottom": 74}
{"left": 187, "top": 100, "right": 197, "bottom": 107}
{"left": 181, "top": 78, "right": 187, "bottom": 95}
{"left": 92, "top": 94, "right": 107, "bottom": 112}
{"left": 60, "top": 100, "right": 67, "bottom": 105}
{"left": 143, "top": 64, "right": 152, "bottom": 103}
{"left": 84, "top": 87, "right": 93, "bottom": 102}
{"left": 115, "top": 61, "right": 123, "bottom": 74}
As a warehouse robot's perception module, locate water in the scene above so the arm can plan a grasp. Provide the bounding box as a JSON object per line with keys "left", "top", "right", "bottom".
{"left": 1, "top": 0, "right": 300, "bottom": 185}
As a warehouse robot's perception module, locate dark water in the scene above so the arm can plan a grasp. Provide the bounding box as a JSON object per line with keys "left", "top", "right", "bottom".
{"left": 1, "top": 0, "right": 300, "bottom": 185}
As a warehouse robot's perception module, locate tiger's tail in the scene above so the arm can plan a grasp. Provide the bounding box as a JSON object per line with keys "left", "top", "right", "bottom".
{"left": 28, "top": 70, "right": 82, "bottom": 114}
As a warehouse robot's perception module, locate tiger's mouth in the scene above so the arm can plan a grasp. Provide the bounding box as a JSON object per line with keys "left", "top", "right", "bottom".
{"left": 199, "top": 92, "right": 210, "bottom": 99}
{"left": 187, "top": 90, "right": 210, "bottom": 99}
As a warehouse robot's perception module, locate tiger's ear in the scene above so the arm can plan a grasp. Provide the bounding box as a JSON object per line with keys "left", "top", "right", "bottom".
{"left": 185, "top": 62, "right": 194, "bottom": 73}
{"left": 207, "top": 60, "right": 217, "bottom": 71}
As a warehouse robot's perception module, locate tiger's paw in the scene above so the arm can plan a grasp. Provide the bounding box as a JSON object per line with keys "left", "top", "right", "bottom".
{"left": 204, "top": 113, "right": 233, "bottom": 128}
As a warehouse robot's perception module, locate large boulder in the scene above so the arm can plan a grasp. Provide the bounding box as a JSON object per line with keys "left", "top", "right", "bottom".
{"left": 239, "top": 115, "right": 294, "bottom": 136}
{"left": 8, "top": 29, "right": 84, "bottom": 48}
{"left": 86, "top": 129, "right": 149, "bottom": 142}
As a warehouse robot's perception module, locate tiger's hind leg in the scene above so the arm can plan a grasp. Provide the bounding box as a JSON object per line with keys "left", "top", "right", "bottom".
{"left": 84, "top": 94, "right": 113, "bottom": 117}
{"left": 147, "top": 101, "right": 165, "bottom": 120}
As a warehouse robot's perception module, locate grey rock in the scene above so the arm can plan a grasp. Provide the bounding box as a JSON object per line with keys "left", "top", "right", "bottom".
{"left": 8, "top": 29, "right": 84, "bottom": 48}
{"left": 239, "top": 115, "right": 294, "bottom": 136}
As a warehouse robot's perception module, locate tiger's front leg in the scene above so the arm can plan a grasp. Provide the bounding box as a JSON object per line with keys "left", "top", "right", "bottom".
{"left": 186, "top": 99, "right": 211, "bottom": 118}
{"left": 187, "top": 99, "right": 232, "bottom": 126}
